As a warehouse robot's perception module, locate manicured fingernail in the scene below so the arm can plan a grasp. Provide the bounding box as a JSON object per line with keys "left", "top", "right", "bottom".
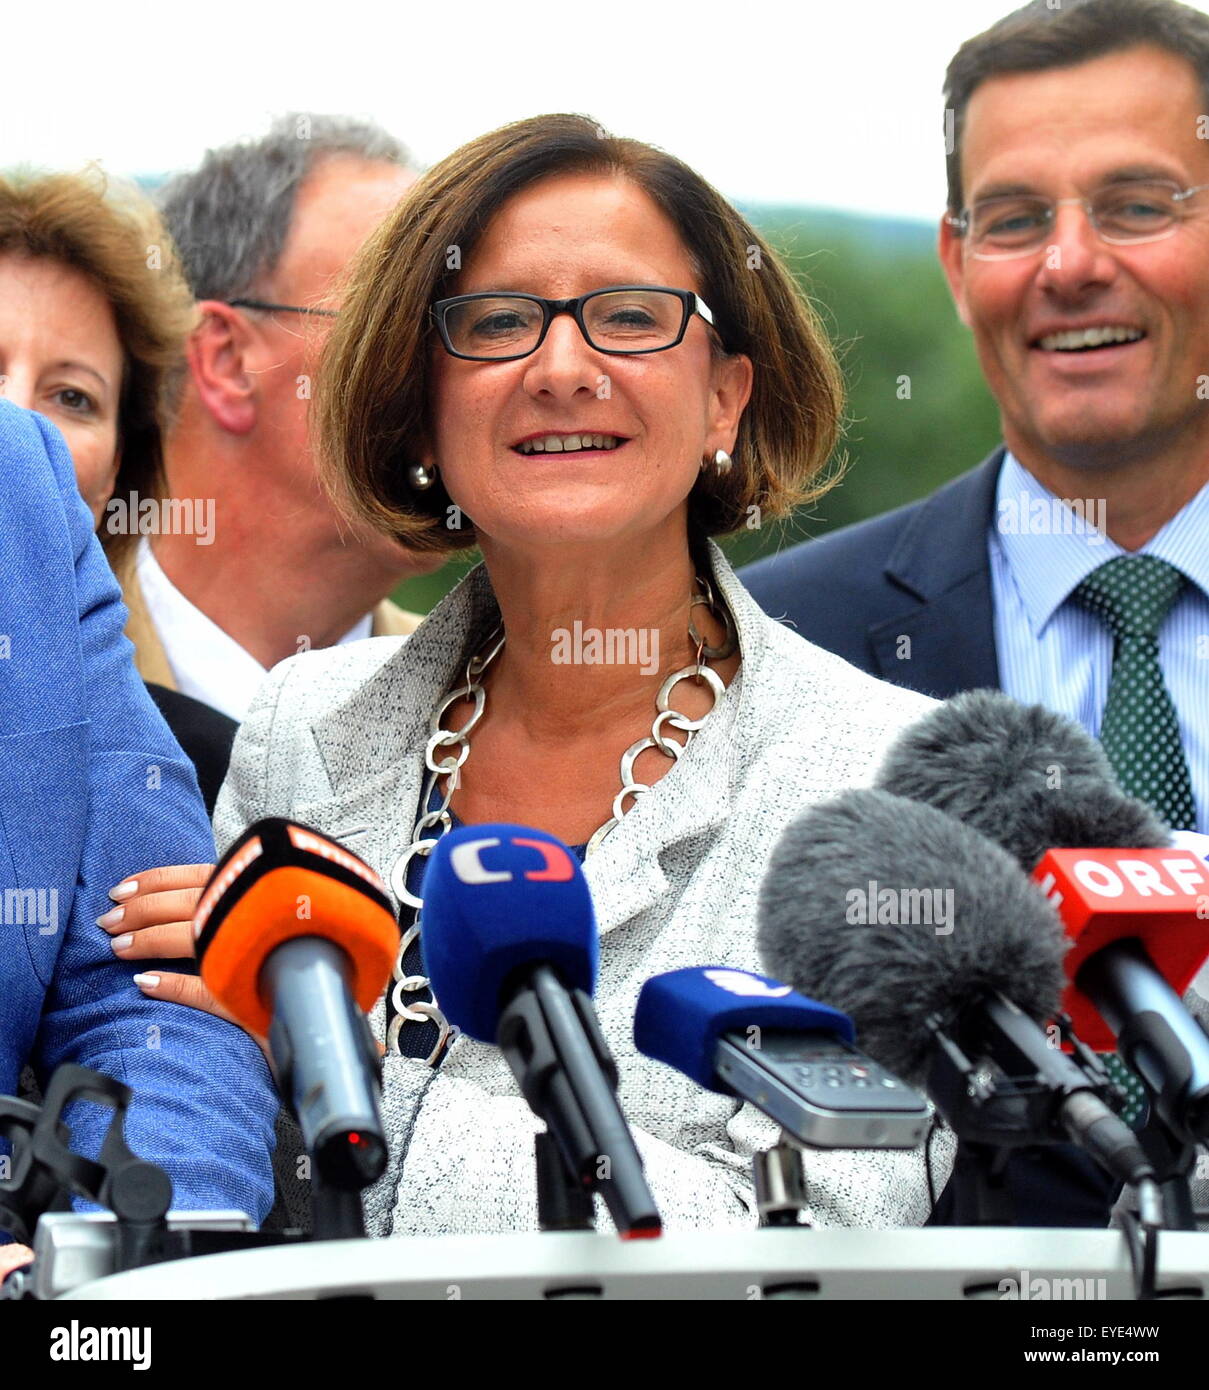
{"left": 132, "top": 973, "right": 160, "bottom": 989}
{"left": 110, "top": 933, "right": 133, "bottom": 952}
{"left": 110, "top": 880, "right": 138, "bottom": 902}
{"left": 96, "top": 905, "right": 125, "bottom": 929}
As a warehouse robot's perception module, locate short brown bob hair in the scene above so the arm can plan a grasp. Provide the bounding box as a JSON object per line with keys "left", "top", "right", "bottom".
{"left": 316, "top": 113, "right": 844, "bottom": 553}
{"left": 0, "top": 167, "right": 195, "bottom": 568}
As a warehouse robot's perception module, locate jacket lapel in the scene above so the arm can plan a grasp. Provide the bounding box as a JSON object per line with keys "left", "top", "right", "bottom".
{"left": 581, "top": 542, "right": 762, "bottom": 933}
{"left": 295, "top": 564, "right": 499, "bottom": 910}
{"left": 869, "top": 450, "right": 1003, "bottom": 697}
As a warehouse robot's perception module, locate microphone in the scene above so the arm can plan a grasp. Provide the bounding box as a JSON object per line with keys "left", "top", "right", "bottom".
{"left": 420, "top": 823, "right": 661, "bottom": 1238}
{"left": 194, "top": 818, "right": 399, "bottom": 1190}
{"left": 874, "top": 688, "right": 1170, "bottom": 871}
{"left": 634, "top": 967, "right": 930, "bottom": 1149}
{"left": 1035, "top": 846, "right": 1209, "bottom": 1140}
{"left": 876, "top": 689, "right": 1209, "bottom": 1143}
{"left": 756, "top": 789, "right": 1154, "bottom": 1191}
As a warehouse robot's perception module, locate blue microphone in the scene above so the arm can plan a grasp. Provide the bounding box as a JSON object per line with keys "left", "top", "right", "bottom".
{"left": 422, "top": 824, "right": 660, "bottom": 1237}
{"left": 635, "top": 967, "right": 930, "bottom": 1149}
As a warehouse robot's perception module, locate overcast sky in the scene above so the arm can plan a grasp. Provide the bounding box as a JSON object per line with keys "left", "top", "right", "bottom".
{"left": 4, "top": 0, "right": 1208, "bottom": 223}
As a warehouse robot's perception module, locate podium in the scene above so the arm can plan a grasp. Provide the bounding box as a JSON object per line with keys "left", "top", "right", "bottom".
{"left": 39, "top": 1223, "right": 1209, "bottom": 1300}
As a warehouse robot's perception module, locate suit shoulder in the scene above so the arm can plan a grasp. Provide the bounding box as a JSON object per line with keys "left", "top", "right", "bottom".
{"left": 249, "top": 635, "right": 411, "bottom": 724}
{"left": 742, "top": 460, "right": 998, "bottom": 594}
{"left": 737, "top": 617, "right": 936, "bottom": 794}
{"left": 274, "top": 633, "right": 410, "bottom": 692}
{"left": 744, "top": 495, "right": 929, "bottom": 589}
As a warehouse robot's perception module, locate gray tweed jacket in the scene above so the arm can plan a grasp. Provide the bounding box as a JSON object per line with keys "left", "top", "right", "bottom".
{"left": 213, "top": 542, "right": 954, "bottom": 1236}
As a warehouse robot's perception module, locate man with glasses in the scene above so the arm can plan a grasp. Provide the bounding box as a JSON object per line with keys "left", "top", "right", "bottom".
{"left": 121, "top": 115, "right": 438, "bottom": 802}
{"left": 741, "top": 0, "right": 1209, "bottom": 1224}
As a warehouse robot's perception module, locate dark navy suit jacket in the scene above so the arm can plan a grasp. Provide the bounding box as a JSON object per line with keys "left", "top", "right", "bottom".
{"left": 740, "top": 448, "right": 1120, "bottom": 1228}
{"left": 0, "top": 400, "right": 276, "bottom": 1226}
{"left": 741, "top": 450, "right": 1003, "bottom": 697}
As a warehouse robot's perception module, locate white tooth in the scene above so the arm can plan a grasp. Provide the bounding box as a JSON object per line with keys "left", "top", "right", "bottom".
{"left": 565, "top": 434, "right": 582, "bottom": 451}
{"left": 593, "top": 434, "right": 604, "bottom": 448}
{"left": 542, "top": 436, "right": 563, "bottom": 452}
{"left": 603, "top": 437, "right": 617, "bottom": 449}
{"left": 1041, "top": 325, "right": 1142, "bottom": 351}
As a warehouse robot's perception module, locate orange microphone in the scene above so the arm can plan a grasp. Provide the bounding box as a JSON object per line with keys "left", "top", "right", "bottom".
{"left": 194, "top": 819, "right": 399, "bottom": 1191}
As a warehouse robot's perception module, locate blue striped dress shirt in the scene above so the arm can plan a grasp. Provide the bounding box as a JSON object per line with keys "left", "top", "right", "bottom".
{"left": 989, "top": 452, "right": 1209, "bottom": 835}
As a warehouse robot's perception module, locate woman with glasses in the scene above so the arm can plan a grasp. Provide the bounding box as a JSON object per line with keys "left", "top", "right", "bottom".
{"left": 111, "top": 114, "right": 950, "bottom": 1235}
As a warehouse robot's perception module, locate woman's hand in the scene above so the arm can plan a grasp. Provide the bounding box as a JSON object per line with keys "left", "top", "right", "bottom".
{"left": 0, "top": 1243, "right": 34, "bottom": 1282}
{"left": 97, "top": 864, "right": 272, "bottom": 1061}
{"left": 98, "top": 863, "right": 210, "bottom": 962}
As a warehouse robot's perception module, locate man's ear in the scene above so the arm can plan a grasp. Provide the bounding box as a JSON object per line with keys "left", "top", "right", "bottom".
{"left": 187, "top": 302, "right": 258, "bottom": 435}
{"left": 938, "top": 216, "right": 973, "bottom": 329}
{"left": 706, "top": 351, "right": 754, "bottom": 457}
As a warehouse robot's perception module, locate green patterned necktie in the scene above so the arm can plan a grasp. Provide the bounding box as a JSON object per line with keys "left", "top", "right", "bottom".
{"left": 1072, "top": 554, "right": 1196, "bottom": 832}
{"left": 1072, "top": 554, "right": 1195, "bottom": 1126}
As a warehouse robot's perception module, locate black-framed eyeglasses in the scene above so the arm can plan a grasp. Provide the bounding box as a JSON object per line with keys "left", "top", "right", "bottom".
{"left": 945, "top": 178, "right": 1209, "bottom": 260}
{"left": 226, "top": 297, "right": 339, "bottom": 318}
{"left": 431, "top": 285, "right": 718, "bottom": 361}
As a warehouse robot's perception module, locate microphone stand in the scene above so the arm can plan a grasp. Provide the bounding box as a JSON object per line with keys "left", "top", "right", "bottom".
{"left": 1134, "top": 1114, "right": 1197, "bottom": 1231}
{"left": 268, "top": 1011, "right": 385, "bottom": 1241}
{"left": 925, "top": 1008, "right": 1132, "bottom": 1226}
{"left": 497, "top": 968, "right": 661, "bottom": 1238}
{"left": 0, "top": 1066, "right": 172, "bottom": 1275}
{"left": 2, "top": 1064, "right": 361, "bottom": 1299}
{"left": 752, "top": 1138, "right": 821, "bottom": 1300}
{"left": 924, "top": 1034, "right": 1024, "bottom": 1226}
{"left": 753, "top": 1136, "right": 811, "bottom": 1227}
{"left": 534, "top": 1131, "right": 595, "bottom": 1232}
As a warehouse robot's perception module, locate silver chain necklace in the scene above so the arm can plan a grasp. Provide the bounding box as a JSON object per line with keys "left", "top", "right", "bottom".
{"left": 385, "top": 573, "right": 738, "bottom": 1061}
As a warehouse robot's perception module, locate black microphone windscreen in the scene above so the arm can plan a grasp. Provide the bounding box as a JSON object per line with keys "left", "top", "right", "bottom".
{"left": 874, "top": 689, "right": 1169, "bottom": 869}
{"left": 756, "top": 788, "right": 1067, "bottom": 1085}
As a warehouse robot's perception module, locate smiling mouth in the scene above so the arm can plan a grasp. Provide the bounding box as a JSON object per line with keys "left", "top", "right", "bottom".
{"left": 514, "top": 433, "right": 626, "bottom": 455}
{"left": 1034, "top": 325, "right": 1146, "bottom": 353}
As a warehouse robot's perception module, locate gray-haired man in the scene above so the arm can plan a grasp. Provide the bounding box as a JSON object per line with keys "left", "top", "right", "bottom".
{"left": 125, "top": 114, "right": 437, "bottom": 753}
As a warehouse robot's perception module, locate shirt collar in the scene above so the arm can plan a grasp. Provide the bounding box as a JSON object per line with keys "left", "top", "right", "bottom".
{"left": 136, "top": 538, "right": 373, "bottom": 721}
{"left": 1143, "top": 475, "right": 1209, "bottom": 603}
{"left": 993, "top": 453, "right": 1209, "bottom": 636}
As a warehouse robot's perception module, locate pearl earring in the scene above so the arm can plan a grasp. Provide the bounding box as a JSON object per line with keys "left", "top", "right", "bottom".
{"left": 408, "top": 462, "right": 437, "bottom": 491}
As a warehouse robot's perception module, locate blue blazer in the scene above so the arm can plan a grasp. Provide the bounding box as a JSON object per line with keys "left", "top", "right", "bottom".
{"left": 0, "top": 400, "right": 276, "bottom": 1225}
{"left": 739, "top": 448, "right": 1121, "bottom": 1227}
{"left": 740, "top": 451, "right": 1003, "bottom": 697}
